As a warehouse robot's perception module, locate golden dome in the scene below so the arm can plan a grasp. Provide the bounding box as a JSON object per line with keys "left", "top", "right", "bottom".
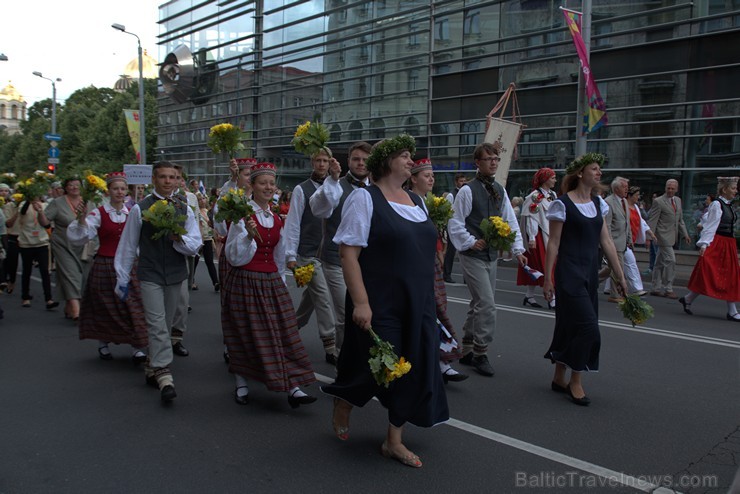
{"left": 123, "top": 49, "right": 159, "bottom": 79}
{"left": 0, "top": 82, "right": 24, "bottom": 103}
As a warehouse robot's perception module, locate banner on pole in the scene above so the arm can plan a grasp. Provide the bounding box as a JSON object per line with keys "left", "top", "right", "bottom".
{"left": 562, "top": 9, "right": 608, "bottom": 134}
{"left": 123, "top": 109, "right": 142, "bottom": 163}
{"left": 123, "top": 164, "right": 152, "bottom": 185}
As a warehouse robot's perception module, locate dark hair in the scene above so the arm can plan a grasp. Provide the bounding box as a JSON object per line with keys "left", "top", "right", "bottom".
{"left": 473, "top": 142, "right": 500, "bottom": 160}
{"left": 63, "top": 176, "right": 82, "bottom": 190}
{"left": 348, "top": 141, "right": 372, "bottom": 156}
{"left": 370, "top": 147, "right": 408, "bottom": 182}
{"left": 153, "top": 161, "right": 179, "bottom": 178}
{"left": 454, "top": 173, "right": 466, "bottom": 181}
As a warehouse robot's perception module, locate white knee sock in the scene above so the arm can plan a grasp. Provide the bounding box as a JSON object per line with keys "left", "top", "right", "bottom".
{"left": 727, "top": 302, "right": 738, "bottom": 317}
{"left": 685, "top": 291, "right": 699, "bottom": 304}
{"left": 289, "top": 387, "right": 307, "bottom": 398}
{"left": 235, "top": 374, "right": 249, "bottom": 397}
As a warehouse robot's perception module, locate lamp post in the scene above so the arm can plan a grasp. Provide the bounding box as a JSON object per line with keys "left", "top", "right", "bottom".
{"left": 112, "top": 23, "right": 146, "bottom": 165}
{"left": 32, "top": 71, "right": 61, "bottom": 134}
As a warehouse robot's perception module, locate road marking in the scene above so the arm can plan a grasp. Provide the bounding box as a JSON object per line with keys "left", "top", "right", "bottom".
{"left": 314, "top": 371, "right": 678, "bottom": 493}
{"left": 447, "top": 296, "right": 740, "bottom": 349}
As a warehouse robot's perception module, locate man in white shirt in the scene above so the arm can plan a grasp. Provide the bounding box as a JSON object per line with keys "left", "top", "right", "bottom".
{"left": 309, "top": 141, "right": 371, "bottom": 359}
{"left": 284, "top": 149, "right": 337, "bottom": 364}
{"left": 448, "top": 143, "right": 526, "bottom": 377}
{"left": 115, "top": 161, "right": 202, "bottom": 402}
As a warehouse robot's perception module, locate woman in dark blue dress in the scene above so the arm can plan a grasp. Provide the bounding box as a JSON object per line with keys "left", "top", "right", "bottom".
{"left": 542, "top": 153, "right": 626, "bottom": 406}
{"left": 322, "top": 135, "right": 449, "bottom": 468}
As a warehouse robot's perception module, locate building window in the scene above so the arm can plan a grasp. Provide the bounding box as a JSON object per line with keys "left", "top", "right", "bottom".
{"left": 408, "top": 69, "right": 420, "bottom": 92}
{"left": 461, "top": 122, "right": 480, "bottom": 154}
{"left": 404, "top": 116, "right": 420, "bottom": 136}
{"left": 293, "top": 96, "right": 303, "bottom": 107}
{"left": 409, "top": 24, "right": 420, "bottom": 47}
{"left": 431, "top": 123, "right": 449, "bottom": 157}
{"left": 435, "top": 18, "right": 450, "bottom": 43}
{"left": 11, "top": 105, "right": 18, "bottom": 119}
{"left": 330, "top": 124, "right": 341, "bottom": 143}
{"left": 464, "top": 10, "right": 481, "bottom": 37}
{"left": 358, "top": 78, "right": 368, "bottom": 98}
{"left": 349, "top": 120, "right": 363, "bottom": 141}
{"left": 370, "top": 118, "right": 385, "bottom": 139}
{"left": 374, "top": 74, "right": 385, "bottom": 96}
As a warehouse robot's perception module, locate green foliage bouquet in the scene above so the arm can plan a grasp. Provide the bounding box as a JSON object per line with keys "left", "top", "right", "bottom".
{"left": 208, "top": 123, "right": 244, "bottom": 158}
{"left": 215, "top": 188, "right": 261, "bottom": 241}
{"left": 16, "top": 171, "right": 55, "bottom": 201}
{"left": 291, "top": 120, "right": 331, "bottom": 158}
{"left": 479, "top": 215, "right": 516, "bottom": 251}
{"left": 424, "top": 192, "right": 453, "bottom": 233}
{"left": 141, "top": 199, "right": 188, "bottom": 240}
{"left": 368, "top": 328, "right": 412, "bottom": 388}
{"left": 618, "top": 295, "right": 655, "bottom": 327}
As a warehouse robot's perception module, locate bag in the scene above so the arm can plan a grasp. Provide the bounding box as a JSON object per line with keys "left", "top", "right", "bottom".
{"left": 484, "top": 82, "right": 524, "bottom": 187}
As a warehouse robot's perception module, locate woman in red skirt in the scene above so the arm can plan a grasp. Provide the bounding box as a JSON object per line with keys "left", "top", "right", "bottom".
{"left": 67, "top": 172, "right": 148, "bottom": 361}
{"left": 518, "top": 168, "right": 557, "bottom": 309}
{"left": 222, "top": 162, "right": 317, "bottom": 407}
{"left": 680, "top": 176, "right": 740, "bottom": 321}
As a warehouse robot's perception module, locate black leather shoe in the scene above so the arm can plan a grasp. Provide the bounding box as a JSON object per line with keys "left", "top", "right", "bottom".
{"left": 443, "top": 277, "right": 454, "bottom": 283}
{"left": 727, "top": 313, "right": 740, "bottom": 322}
{"left": 234, "top": 387, "right": 249, "bottom": 405}
{"left": 568, "top": 385, "right": 591, "bottom": 406}
{"left": 678, "top": 297, "right": 693, "bottom": 315}
{"left": 288, "top": 393, "right": 317, "bottom": 409}
{"left": 46, "top": 300, "right": 60, "bottom": 310}
{"left": 131, "top": 352, "right": 147, "bottom": 364}
{"left": 98, "top": 347, "right": 113, "bottom": 361}
{"left": 472, "top": 355, "right": 495, "bottom": 377}
{"left": 325, "top": 353, "right": 337, "bottom": 366}
{"left": 214, "top": 283, "right": 220, "bottom": 292}
{"left": 551, "top": 381, "right": 568, "bottom": 393}
{"left": 523, "top": 297, "right": 542, "bottom": 308}
{"left": 161, "top": 385, "right": 177, "bottom": 402}
{"left": 223, "top": 351, "right": 230, "bottom": 364}
{"left": 172, "top": 342, "right": 189, "bottom": 357}
{"left": 458, "top": 352, "right": 473, "bottom": 366}
{"left": 442, "top": 369, "right": 469, "bottom": 384}
{"left": 146, "top": 375, "right": 158, "bottom": 388}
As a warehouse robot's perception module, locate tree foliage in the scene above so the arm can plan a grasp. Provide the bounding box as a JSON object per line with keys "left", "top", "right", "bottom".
{"left": 0, "top": 81, "right": 157, "bottom": 179}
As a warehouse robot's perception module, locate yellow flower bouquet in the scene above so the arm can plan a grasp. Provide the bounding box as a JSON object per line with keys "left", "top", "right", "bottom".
{"left": 16, "top": 176, "right": 52, "bottom": 201}
{"left": 368, "top": 328, "right": 412, "bottom": 388}
{"left": 292, "top": 262, "right": 315, "bottom": 288}
{"left": 81, "top": 171, "right": 108, "bottom": 206}
{"left": 479, "top": 215, "right": 516, "bottom": 251}
{"left": 618, "top": 295, "right": 655, "bottom": 327}
{"left": 0, "top": 172, "right": 17, "bottom": 183}
{"left": 424, "top": 192, "right": 453, "bottom": 233}
{"left": 207, "top": 123, "right": 244, "bottom": 158}
{"left": 11, "top": 193, "right": 23, "bottom": 203}
{"left": 141, "top": 199, "right": 188, "bottom": 240}
{"left": 290, "top": 120, "right": 331, "bottom": 158}
{"left": 215, "top": 188, "right": 262, "bottom": 241}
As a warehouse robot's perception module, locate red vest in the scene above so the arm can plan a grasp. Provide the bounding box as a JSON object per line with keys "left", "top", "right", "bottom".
{"left": 97, "top": 206, "right": 126, "bottom": 257}
{"left": 241, "top": 212, "right": 283, "bottom": 273}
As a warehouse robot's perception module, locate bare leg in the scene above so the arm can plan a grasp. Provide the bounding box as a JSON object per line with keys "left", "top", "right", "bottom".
{"left": 382, "top": 424, "right": 421, "bottom": 467}
{"left": 552, "top": 363, "right": 568, "bottom": 388}
{"left": 568, "top": 371, "right": 586, "bottom": 399}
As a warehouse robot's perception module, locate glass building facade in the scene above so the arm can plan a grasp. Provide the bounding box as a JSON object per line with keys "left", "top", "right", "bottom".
{"left": 155, "top": 0, "right": 740, "bottom": 241}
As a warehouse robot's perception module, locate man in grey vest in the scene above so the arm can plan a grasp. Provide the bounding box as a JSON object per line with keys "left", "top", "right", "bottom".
{"left": 443, "top": 173, "right": 467, "bottom": 283}
{"left": 115, "top": 161, "right": 202, "bottom": 402}
{"left": 284, "top": 149, "right": 337, "bottom": 364}
{"left": 309, "top": 141, "right": 371, "bottom": 359}
{"left": 448, "top": 142, "right": 526, "bottom": 377}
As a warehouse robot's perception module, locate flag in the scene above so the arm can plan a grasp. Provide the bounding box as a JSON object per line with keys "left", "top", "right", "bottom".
{"left": 562, "top": 9, "right": 608, "bottom": 133}
{"left": 198, "top": 180, "right": 206, "bottom": 196}
{"left": 123, "top": 109, "right": 142, "bottom": 163}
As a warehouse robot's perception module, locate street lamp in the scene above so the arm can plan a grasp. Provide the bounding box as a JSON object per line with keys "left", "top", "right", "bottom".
{"left": 32, "top": 71, "right": 61, "bottom": 134}
{"left": 112, "top": 23, "right": 146, "bottom": 165}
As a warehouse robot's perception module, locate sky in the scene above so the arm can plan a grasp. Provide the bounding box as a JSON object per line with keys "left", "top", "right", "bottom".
{"left": 1, "top": 0, "right": 160, "bottom": 106}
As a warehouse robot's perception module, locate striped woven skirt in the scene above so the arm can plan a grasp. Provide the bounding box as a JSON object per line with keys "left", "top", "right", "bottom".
{"left": 435, "top": 258, "right": 462, "bottom": 361}
{"left": 79, "top": 256, "right": 148, "bottom": 348}
{"left": 221, "top": 269, "right": 316, "bottom": 392}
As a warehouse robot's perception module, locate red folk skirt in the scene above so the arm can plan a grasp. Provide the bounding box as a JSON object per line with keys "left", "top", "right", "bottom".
{"left": 687, "top": 236, "right": 740, "bottom": 301}
{"left": 517, "top": 230, "right": 547, "bottom": 287}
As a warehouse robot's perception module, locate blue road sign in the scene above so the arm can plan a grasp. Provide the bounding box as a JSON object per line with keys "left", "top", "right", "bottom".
{"left": 48, "top": 147, "right": 60, "bottom": 158}
{"left": 43, "top": 133, "right": 62, "bottom": 141}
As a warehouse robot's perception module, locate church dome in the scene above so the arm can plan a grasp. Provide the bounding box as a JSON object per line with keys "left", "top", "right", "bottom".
{"left": 114, "top": 75, "right": 134, "bottom": 92}
{"left": 123, "top": 49, "right": 159, "bottom": 79}
{"left": 0, "top": 82, "right": 24, "bottom": 103}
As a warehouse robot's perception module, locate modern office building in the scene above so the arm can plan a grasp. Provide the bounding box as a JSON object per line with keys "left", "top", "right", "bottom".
{"left": 155, "top": 0, "right": 739, "bottom": 238}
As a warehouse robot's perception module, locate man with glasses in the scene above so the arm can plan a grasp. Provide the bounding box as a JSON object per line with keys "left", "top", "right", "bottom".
{"left": 448, "top": 142, "right": 526, "bottom": 377}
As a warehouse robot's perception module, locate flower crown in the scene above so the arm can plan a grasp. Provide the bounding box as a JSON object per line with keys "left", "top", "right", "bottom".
{"left": 565, "top": 152, "right": 606, "bottom": 175}
{"left": 366, "top": 134, "right": 416, "bottom": 174}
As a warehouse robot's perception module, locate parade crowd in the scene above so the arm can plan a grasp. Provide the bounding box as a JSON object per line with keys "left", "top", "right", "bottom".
{"left": 1, "top": 136, "right": 737, "bottom": 468}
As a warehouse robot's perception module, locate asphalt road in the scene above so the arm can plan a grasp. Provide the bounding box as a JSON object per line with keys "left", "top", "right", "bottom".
{"left": 1, "top": 262, "right": 738, "bottom": 494}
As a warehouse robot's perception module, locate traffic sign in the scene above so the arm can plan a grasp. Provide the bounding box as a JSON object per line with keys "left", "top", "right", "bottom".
{"left": 44, "top": 133, "right": 62, "bottom": 141}
{"left": 48, "top": 158, "right": 60, "bottom": 164}
{"left": 48, "top": 147, "right": 60, "bottom": 158}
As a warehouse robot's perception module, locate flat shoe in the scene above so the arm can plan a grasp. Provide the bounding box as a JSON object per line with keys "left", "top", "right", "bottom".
{"left": 551, "top": 381, "right": 568, "bottom": 393}
{"left": 234, "top": 386, "right": 250, "bottom": 405}
{"left": 381, "top": 441, "right": 422, "bottom": 468}
{"left": 678, "top": 297, "right": 693, "bottom": 315}
{"left": 664, "top": 291, "right": 679, "bottom": 300}
{"left": 442, "top": 369, "right": 469, "bottom": 384}
{"left": 21, "top": 300, "right": 31, "bottom": 308}
{"left": 98, "top": 347, "right": 113, "bottom": 361}
{"left": 46, "top": 300, "right": 60, "bottom": 310}
{"left": 161, "top": 385, "right": 177, "bottom": 402}
{"left": 727, "top": 313, "right": 740, "bottom": 322}
{"left": 288, "top": 392, "right": 317, "bottom": 409}
{"left": 522, "top": 297, "right": 542, "bottom": 308}
{"left": 567, "top": 385, "right": 591, "bottom": 406}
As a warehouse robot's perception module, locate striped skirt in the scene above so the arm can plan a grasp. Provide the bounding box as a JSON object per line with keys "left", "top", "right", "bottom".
{"left": 435, "top": 258, "right": 462, "bottom": 362}
{"left": 79, "top": 256, "right": 148, "bottom": 348}
{"left": 222, "top": 269, "right": 316, "bottom": 392}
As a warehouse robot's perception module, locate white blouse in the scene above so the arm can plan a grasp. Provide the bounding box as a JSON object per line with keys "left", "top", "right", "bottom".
{"left": 546, "top": 195, "right": 610, "bottom": 222}
{"left": 67, "top": 203, "right": 129, "bottom": 246}
{"left": 225, "top": 200, "right": 286, "bottom": 277}
{"left": 333, "top": 188, "right": 428, "bottom": 247}
{"left": 697, "top": 197, "right": 733, "bottom": 248}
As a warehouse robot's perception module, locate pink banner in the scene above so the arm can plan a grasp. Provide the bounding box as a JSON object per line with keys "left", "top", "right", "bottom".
{"left": 563, "top": 9, "right": 608, "bottom": 133}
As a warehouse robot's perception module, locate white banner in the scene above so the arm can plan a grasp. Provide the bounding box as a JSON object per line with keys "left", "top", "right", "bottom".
{"left": 123, "top": 164, "right": 152, "bottom": 185}
{"left": 484, "top": 117, "right": 523, "bottom": 188}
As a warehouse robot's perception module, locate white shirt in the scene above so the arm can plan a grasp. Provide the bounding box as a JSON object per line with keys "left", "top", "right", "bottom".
{"left": 697, "top": 197, "right": 732, "bottom": 248}
{"left": 333, "top": 188, "right": 428, "bottom": 247}
{"left": 283, "top": 179, "right": 322, "bottom": 262}
{"left": 309, "top": 173, "right": 370, "bottom": 219}
{"left": 546, "top": 196, "right": 610, "bottom": 222}
{"left": 67, "top": 203, "right": 129, "bottom": 246}
{"left": 447, "top": 183, "right": 525, "bottom": 254}
{"left": 225, "top": 200, "right": 287, "bottom": 279}
{"left": 114, "top": 192, "right": 202, "bottom": 286}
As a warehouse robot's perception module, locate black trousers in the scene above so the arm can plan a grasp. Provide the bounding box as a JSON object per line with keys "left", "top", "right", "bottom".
{"left": 443, "top": 240, "right": 457, "bottom": 280}
{"left": 193, "top": 239, "right": 219, "bottom": 286}
{"left": 20, "top": 245, "right": 52, "bottom": 301}
{"left": 4, "top": 234, "right": 19, "bottom": 284}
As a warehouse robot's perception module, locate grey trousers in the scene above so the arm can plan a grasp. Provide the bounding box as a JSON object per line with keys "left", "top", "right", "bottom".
{"left": 171, "top": 277, "right": 189, "bottom": 343}
{"left": 322, "top": 262, "right": 346, "bottom": 356}
{"left": 652, "top": 244, "right": 676, "bottom": 293}
{"left": 459, "top": 254, "right": 498, "bottom": 356}
{"left": 294, "top": 256, "right": 336, "bottom": 353}
{"left": 140, "top": 280, "right": 185, "bottom": 369}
